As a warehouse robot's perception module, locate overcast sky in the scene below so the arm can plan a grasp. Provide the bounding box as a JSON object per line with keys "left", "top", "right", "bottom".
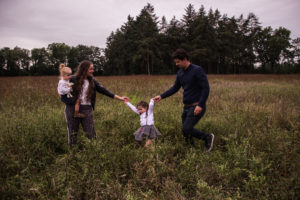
{"left": 0, "top": 0, "right": 299, "bottom": 50}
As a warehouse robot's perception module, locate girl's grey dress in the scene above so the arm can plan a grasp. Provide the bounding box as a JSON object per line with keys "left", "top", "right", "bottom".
{"left": 126, "top": 99, "right": 161, "bottom": 141}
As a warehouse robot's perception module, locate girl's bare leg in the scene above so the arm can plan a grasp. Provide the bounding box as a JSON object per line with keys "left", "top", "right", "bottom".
{"left": 144, "top": 139, "right": 153, "bottom": 148}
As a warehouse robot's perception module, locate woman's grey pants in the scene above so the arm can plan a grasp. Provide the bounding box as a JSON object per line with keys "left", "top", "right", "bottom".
{"left": 64, "top": 104, "right": 96, "bottom": 147}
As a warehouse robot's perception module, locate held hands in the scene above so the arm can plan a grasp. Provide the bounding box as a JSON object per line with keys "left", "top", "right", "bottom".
{"left": 123, "top": 98, "right": 129, "bottom": 103}
{"left": 152, "top": 95, "right": 162, "bottom": 103}
{"left": 120, "top": 96, "right": 130, "bottom": 102}
{"left": 115, "top": 95, "right": 130, "bottom": 102}
{"left": 119, "top": 95, "right": 161, "bottom": 103}
{"left": 194, "top": 106, "right": 202, "bottom": 116}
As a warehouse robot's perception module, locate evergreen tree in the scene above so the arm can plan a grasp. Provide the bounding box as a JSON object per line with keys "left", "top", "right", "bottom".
{"left": 182, "top": 4, "right": 197, "bottom": 43}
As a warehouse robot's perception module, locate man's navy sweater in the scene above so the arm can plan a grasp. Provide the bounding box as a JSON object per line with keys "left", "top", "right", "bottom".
{"left": 160, "top": 63, "right": 210, "bottom": 108}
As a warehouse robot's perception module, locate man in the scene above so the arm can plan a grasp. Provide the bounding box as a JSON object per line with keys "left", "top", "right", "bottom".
{"left": 153, "top": 48, "right": 214, "bottom": 152}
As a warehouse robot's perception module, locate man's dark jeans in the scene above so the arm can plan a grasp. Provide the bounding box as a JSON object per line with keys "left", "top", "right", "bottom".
{"left": 181, "top": 105, "right": 209, "bottom": 145}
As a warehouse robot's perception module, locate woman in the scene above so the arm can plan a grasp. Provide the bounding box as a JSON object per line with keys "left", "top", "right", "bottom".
{"left": 62, "top": 60, "right": 129, "bottom": 147}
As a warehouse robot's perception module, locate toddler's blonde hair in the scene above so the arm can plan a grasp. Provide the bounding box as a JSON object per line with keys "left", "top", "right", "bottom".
{"left": 59, "top": 63, "right": 72, "bottom": 76}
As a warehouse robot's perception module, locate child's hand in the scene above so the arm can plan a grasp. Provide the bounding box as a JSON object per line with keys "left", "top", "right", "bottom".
{"left": 67, "top": 82, "right": 73, "bottom": 89}
{"left": 123, "top": 96, "right": 130, "bottom": 102}
{"left": 153, "top": 95, "right": 162, "bottom": 103}
{"left": 124, "top": 98, "right": 129, "bottom": 103}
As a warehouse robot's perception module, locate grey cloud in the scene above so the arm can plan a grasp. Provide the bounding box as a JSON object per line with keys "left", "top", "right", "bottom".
{"left": 0, "top": 0, "right": 299, "bottom": 50}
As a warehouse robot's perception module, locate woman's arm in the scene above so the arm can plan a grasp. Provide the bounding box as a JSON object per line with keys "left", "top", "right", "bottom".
{"left": 94, "top": 79, "right": 115, "bottom": 98}
{"left": 114, "top": 94, "right": 129, "bottom": 102}
{"left": 94, "top": 78, "right": 129, "bottom": 101}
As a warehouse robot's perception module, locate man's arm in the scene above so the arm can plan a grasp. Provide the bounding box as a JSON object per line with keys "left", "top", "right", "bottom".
{"left": 196, "top": 68, "right": 210, "bottom": 108}
{"left": 154, "top": 75, "right": 181, "bottom": 102}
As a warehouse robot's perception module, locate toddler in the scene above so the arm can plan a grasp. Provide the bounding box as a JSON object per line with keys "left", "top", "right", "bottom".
{"left": 57, "top": 64, "right": 85, "bottom": 118}
{"left": 125, "top": 99, "right": 161, "bottom": 148}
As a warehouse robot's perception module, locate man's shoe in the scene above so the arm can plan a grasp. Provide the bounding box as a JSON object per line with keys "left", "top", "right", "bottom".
{"left": 205, "top": 133, "right": 214, "bottom": 152}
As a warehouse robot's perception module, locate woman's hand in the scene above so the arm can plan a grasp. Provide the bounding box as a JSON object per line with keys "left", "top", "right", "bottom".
{"left": 114, "top": 95, "right": 130, "bottom": 102}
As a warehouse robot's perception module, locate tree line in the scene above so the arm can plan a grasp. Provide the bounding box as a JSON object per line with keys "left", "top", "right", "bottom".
{"left": 0, "top": 44, "right": 105, "bottom": 76}
{"left": 1, "top": 3, "right": 299, "bottom": 76}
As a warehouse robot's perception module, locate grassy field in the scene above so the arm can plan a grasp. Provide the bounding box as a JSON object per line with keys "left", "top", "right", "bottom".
{"left": 0, "top": 75, "right": 299, "bottom": 199}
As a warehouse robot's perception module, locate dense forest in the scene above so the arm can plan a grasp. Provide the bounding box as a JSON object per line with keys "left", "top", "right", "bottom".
{"left": 1, "top": 3, "right": 299, "bottom": 76}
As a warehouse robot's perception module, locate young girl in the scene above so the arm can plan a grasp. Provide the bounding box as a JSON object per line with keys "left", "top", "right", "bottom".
{"left": 125, "top": 98, "right": 161, "bottom": 148}
{"left": 57, "top": 64, "right": 85, "bottom": 118}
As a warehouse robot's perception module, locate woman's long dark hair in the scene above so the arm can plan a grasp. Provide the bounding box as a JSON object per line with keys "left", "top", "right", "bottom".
{"left": 73, "top": 60, "right": 94, "bottom": 101}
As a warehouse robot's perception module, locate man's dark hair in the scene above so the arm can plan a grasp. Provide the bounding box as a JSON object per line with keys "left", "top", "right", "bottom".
{"left": 172, "top": 48, "right": 189, "bottom": 60}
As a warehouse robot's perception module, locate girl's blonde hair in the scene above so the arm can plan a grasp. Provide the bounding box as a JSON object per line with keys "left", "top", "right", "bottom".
{"left": 59, "top": 63, "right": 72, "bottom": 76}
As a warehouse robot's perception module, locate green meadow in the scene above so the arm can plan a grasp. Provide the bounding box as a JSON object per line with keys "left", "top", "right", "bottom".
{"left": 0, "top": 75, "right": 299, "bottom": 199}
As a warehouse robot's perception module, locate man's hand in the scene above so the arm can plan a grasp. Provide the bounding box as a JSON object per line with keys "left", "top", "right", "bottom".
{"left": 194, "top": 106, "right": 202, "bottom": 116}
{"left": 152, "top": 95, "right": 162, "bottom": 103}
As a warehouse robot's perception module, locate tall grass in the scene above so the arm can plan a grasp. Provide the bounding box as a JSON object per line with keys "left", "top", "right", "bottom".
{"left": 0, "top": 75, "right": 299, "bottom": 199}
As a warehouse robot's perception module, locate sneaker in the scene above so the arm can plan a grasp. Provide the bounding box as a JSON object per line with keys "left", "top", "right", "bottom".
{"left": 74, "top": 112, "right": 85, "bottom": 118}
{"left": 205, "top": 133, "right": 214, "bottom": 152}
